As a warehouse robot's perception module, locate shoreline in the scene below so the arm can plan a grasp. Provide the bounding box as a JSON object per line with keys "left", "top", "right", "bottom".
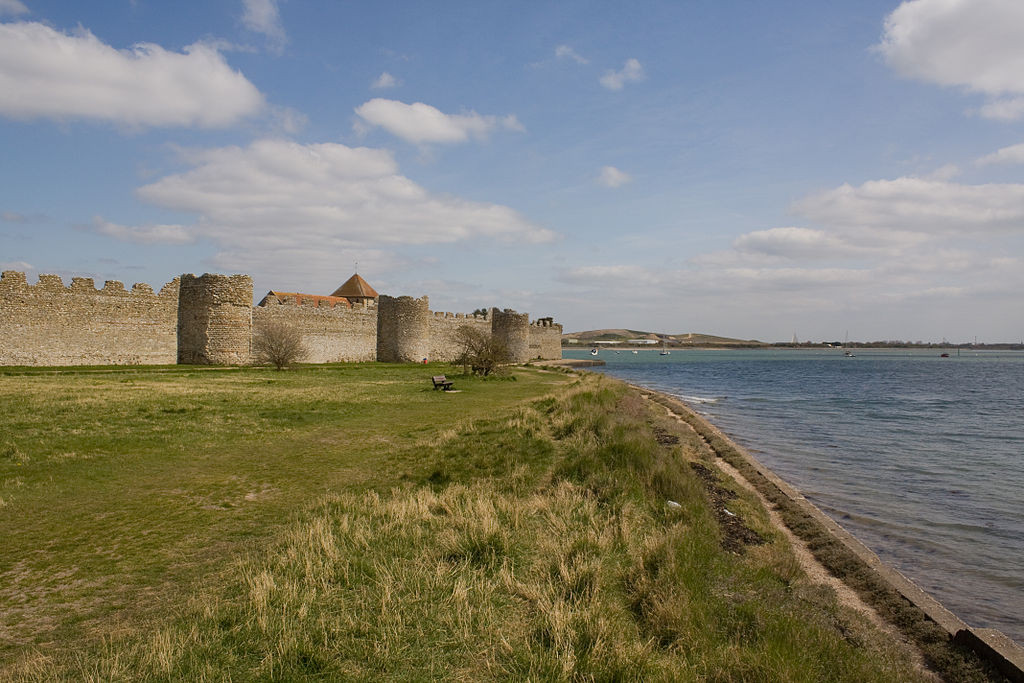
{"left": 543, "top": 359, "right": 1023, "bottom": 680}
{"left": 643, "top": 387, "right": 1023, "bottom": 678}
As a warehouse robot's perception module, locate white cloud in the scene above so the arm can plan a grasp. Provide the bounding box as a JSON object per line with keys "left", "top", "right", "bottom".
{"left": 599, "top": 58, "right": 644, "bottom": 90}
{"left": 793, "top": 177, "right": 1024, "bottom": 234}
{"left": 241, "top": 0, "right": 287, "bottom": 54}
{"left": 555, "top": 167, "right": 1024, "bottom": 340}
{"left": 371, "top": 71, "right": 399, "bottom": 89}
{"left": 267, "top": 105, "right": 307, "bottom": 134}
{"left": 977, "top": 142, "right": 1024, "bottom": 166}
{"left": 732, "top": 227, "right": 865, "bottom": 260}
{"left": 878, "top": 0, "right": 1024, "bottom": 119}
{"left": 92, "top": 217, "right": 194, "bottom": 245}
{"left": 0, "top": 0, "right": 28, "bottom": 17}
{"left": 976, "top": 97, "right": 1024, "bottom": 121}
{"left": 1, "top": 260, "right": 33, "bottom": 271}
{"left": 597, "top": 166, "right": 631, "bottom": 188}
{"left": 1, "top": 209, "right": 46, "bottom": 223}
{"left": 555, "top": 45, "right": 588, "bottom": 65}
{"left": 354, "top": 98, "right": 524, "bottom": 144}
{"left": 926, "top": 163, "right": 960, "bottom": 181}
{"left": 561, "top": 263, "right": 872, "bottom": 296}
{"left": 105, "top": 139, "right": 554, "bottom": 279}
{"left": 0, "top": 22, "right": 264, "bottom": 128}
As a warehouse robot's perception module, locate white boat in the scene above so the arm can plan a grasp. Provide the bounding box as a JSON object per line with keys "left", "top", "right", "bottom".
{"left": 632, "top": 350, "right": 638, "bottom": 355}
{"left": 590, "top": 348, "right": 599, "bottom": 356}
{"left": 659, "top": 340, "right": 670, "bottom": 356}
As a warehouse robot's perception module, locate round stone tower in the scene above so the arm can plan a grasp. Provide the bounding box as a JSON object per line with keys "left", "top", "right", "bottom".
{"left": 177, "top": 273, "right": 253, "bottom": 364}
{"left": 491, "top": 308, "right": 530, "bottom": 363}
{"left": 376, "top": 295, "right": 430, "bottom": 362}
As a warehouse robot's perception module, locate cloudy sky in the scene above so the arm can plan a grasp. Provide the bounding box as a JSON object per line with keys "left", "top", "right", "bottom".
{"left": 2, "top": 0, "right": 1023, "bottom": 342}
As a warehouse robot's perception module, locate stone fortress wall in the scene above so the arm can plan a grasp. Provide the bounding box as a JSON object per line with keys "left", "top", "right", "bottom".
{"left": 252, "top": 294, "right": 377, "bottom": 363}
{"left": 0, "top": 270, "right": 179, "bottom": 366}
{"left": 530, "top": 318, "right": 562, "bottom": 361}
{"left": 428, "top": 310, "right": 491, "bottom": 363}
{"left": 377, "top": 295, "right": 431, "bottom": 363}
{"left": 0, "top": 270, "right": 562, "bottom": 366}
{"left": 178, "top": 274, "right": 254, "bottom": 365}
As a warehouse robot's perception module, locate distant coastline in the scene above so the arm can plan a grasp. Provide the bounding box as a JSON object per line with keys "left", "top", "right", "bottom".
{"left": 561, "top": 326, "right": 1024, "bottom": 351}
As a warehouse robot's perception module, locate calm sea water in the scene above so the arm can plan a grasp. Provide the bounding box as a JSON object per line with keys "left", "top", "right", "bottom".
{"left": 565, "top": 347, "right": 1024, "bottom": 642}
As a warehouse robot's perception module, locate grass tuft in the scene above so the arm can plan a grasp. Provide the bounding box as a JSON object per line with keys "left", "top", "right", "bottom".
{"left": 0, "top": 367, "right": 953, "bottom": 680}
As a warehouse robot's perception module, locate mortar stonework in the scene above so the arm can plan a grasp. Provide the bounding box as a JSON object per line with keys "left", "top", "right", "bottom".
{"left": 0, "top": 270, "right": 179, "bottom": 366}
{"left": 253, "top": 296, "right": 377, "bottom": 363}
{"left": 0, "top": 270, "right": 561, "bottom": 366}
{"left": 428, "top": 312, "right": 491, "bottom": 362}
{"left": 177, "top": 274, "right": 253, "bottom": 365}
{"left": 377, "top": 295, "right": 430, "bottom": 362}
{"left": 530, "top": 319, "right": 564, "bottom": 360}
{"left": 491, "top": 309, "right": 531, "bottom": 363}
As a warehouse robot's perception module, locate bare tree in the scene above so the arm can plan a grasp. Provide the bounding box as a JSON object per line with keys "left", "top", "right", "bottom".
{"left": 252, "top": 319, "right": 307, "bottom": 370}
{"left": 453, "top": 325, "right": 510, "bottom": 376}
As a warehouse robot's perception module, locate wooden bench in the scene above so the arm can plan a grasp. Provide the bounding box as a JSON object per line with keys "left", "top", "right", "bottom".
{"left": 431, "top": 375, "right": 454, "bottom": 391}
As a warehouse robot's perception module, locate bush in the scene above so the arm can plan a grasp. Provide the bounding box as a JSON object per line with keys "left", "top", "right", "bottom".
{"left": 453, "top": 325, "right": 510, "bottom": 376}
{"left": 252, "top": 320, "right": 307, "bottom": 370}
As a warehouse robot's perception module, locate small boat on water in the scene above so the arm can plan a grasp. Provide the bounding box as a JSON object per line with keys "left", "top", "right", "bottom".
{"left": 940, "top": 352, "right": 950, "bottom": 358}
{"left": 659, "top": 340, "right": 670, "bottom": 356}
{"left": 844, "top": 350, "right": 856, "bottom": 357}
{"left": 590, "top": 348, "right": 599, "bottom": 356}
{"left": 632, "top": 350, "right": 638, "bottom": 355}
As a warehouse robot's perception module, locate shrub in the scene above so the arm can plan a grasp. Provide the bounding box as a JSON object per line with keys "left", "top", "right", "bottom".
{"left": 452, "top": 325, "right": 510, "bottom": 376}
{"left": 251, "top": 320, "right": 307, "bottom": 370}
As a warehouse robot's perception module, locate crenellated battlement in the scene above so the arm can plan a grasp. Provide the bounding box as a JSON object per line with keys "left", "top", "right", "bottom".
{"left": 0, "top": 271, "right": 178, "bottom": 299}
{"left": 0, "top": 270, "right": 28, "bottom": 289}
{"left": 0, "top": 271, "right": 180, "bottom": 365}
{"left": 431, "top": 310, "right": 489, "bottom": 320}
{"left": 1, "top": 269, "right": 561, "bottom": 366}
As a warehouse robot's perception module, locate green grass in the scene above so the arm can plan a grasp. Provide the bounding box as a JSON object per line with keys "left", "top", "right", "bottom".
{"left": 2, "top": 365, "right": 937, "bottom": 680}
{"left": 0, "top": 363, "right": 566, "bottom": 664}
{"left": 644, "top": 391, "right": 1004, "bottom": 683}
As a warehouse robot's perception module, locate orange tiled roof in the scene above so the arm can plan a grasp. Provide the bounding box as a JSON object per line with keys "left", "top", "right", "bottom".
{"left": 264, "top": 291, "right": 351, "bottom": 308}
{"left": 331, "top": 273, "right": 378, "bottom": 299}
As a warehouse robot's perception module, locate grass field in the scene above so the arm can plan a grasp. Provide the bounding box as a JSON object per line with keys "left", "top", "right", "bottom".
{"left": 0, "top": 363, "right": 947, "bottom": 680}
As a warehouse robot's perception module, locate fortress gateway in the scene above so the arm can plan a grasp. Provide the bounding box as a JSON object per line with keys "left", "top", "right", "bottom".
{"left": 0, "top": 271, "right": 562, "bottom": 366}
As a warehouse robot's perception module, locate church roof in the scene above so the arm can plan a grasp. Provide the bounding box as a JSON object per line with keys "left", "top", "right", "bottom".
{"left": 331, "top": 273, "right": 378, "bottom": 299}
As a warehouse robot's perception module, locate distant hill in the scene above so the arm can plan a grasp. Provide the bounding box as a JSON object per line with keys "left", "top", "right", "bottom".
{"left": 563, "top": 329, "right": 766, "bottom": 347}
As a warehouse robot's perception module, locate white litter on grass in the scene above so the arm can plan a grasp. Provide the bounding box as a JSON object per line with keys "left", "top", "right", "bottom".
{"left": 723, "top": 508, "right": 736, "bottom": 517}
{"left": 666, "top": 500, "right": 682, "bottom": 509}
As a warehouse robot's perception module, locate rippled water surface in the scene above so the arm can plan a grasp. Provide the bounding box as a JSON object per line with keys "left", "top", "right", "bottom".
{"left": 566, "top": 347, "right": 1024, "bottom": 641}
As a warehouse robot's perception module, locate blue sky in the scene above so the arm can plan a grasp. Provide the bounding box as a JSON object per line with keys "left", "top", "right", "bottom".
{"left": 2, "top": 0, "right": 1023, "bottom": 342}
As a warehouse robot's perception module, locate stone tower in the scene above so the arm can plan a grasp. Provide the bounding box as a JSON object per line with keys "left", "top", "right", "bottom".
{"left": 491, "top": 308, "right": 530, "bottom": 363}
{"left": 376, "top": 294, "right": 430, "bottom": 362}
{"left": 177, "top": 273, "right": 254, "bottom": 364}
